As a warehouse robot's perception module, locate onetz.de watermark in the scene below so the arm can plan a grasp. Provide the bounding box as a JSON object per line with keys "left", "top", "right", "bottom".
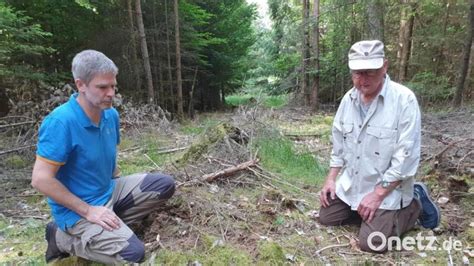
{"left": 368, "top": 232, "right": 463, "bottom": 252}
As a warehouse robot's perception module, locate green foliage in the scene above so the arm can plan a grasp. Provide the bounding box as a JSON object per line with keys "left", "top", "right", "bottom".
{"left": 254, "top": 135, "right": 326, "bottom": 185}
{"left": 406, "top": 71, "right": 455, "bottom": 104}
{"left": 0, "top": 1, "right": 54, "bottom": 83}
{"left": 199, "top": 0, "right": 257, "bottom": 95}
{"left": 225, "top": 93, "right": 288, "bottom": 108}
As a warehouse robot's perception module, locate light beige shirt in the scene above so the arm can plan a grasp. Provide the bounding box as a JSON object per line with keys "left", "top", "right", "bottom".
{"left": 330, "top": 75, "right": 421, "bottom": 210}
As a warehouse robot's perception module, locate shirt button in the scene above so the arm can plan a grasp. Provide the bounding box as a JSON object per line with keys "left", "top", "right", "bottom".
{"left": 356, "top": 156, "right": 360, "bottom": 159}
{"left": 358, "top": 140, "right": 361, "bottom": 144}
{"left": 358, "top": 125, "right": 361, "bottom": 128}
{"left": 355, "top": 171, "right": 359, "bottom": 175}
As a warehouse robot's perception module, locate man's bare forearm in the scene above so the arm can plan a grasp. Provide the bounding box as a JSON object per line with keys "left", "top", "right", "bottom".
{"left": 31, "top": 159, "right": 92, "bottom": 217}
{"left": 374, "top": 180, "right": 402, "bottom": 199}
{"left": 32, "top": 174, "right": 90, "bottom": 217}
{"left": 326, "top": 167, "right": 341, "bottom": 181}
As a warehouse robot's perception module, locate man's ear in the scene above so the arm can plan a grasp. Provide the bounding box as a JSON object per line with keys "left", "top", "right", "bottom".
{"left": 75, "top": 79, "right": 86, "bottom": 93}
{"left": 383, "top": 59, "right": 389, "bottom": 74}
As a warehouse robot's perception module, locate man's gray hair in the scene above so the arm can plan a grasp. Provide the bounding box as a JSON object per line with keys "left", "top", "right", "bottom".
{"left": 72, "top": 50, "right": 118, "bottom": 85}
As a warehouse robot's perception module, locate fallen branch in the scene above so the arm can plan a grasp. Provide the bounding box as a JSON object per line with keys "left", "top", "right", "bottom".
{"left": 284, "top": 133, "right": 324, "bottom": 138}
{"left": 456, "top": 150, "right": 474, "bottom": 172}
{"left": 200, "top": 158, "right": 259, "bottom": 182}
{"left": 315, "top": 243, "right": 350, "bottom": 255}
{"left": 0, "top": 121, "right": 36, "bottom": 129}
{"left": 0, "top": 144, "right": 36, "bottom": 156}
{"left": 423, "top": 138, "right": 473, "bottom": 162}
{"left": 157, "top": 146, "right": 189, "bottom": 154}
{"left": 10, "top": 215, "right": 48, "bottom": 220}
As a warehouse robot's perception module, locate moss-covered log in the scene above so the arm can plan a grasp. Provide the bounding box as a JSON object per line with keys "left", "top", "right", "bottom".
{"left": 176, "top": 123, "right": 246, "bottom": 165}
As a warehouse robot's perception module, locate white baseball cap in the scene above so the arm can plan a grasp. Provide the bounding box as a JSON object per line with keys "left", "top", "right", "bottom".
{"left": 348, "top": 40, "right": 385, "bottom": 70}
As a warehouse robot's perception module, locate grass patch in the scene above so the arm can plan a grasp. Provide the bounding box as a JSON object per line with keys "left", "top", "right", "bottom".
{"left": 0, "top": 218, "right": 45, "bottom": 264}
{"left": 225, "top": 93, "right": 288, "bottom": 109}
{"left": 226, "top": 94, "right": 255, "bottom": 106}
{"left": 256, "top": 241, "right": 285, "bottom": 264}
{"left": 180, "top": 118, "right": 221, "bottom": 135}
{"left": 263, "top": 94, "right": 288, "bottom": 108}
{"left": 118, "top": 132, "right": 180, "bottom": 176}
{"left": 4, "top": 154, "right": 29, "bottom": 169}
{"left": 154, "top": 239, "right": 252, "bottom": 265}
{"left": 254, "top": 136, "right": 326, "bottom": 185}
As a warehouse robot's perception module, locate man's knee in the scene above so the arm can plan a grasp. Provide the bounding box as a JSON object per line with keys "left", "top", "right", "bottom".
{"left": 119, "top": 234, "right": 145, "bottom": 263}
{"left": 140, "top": 173, "right": 175, "bottom": 200}
{"left": 359, "top": 230, "right": 388, "bottom": 253}
{"left": 318, "top": 207, "right": 342, "bottom": 226}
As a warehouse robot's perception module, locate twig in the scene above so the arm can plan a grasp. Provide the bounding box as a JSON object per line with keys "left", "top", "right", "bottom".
{"left": 315, "top": 243, "right": 350, "bottom": 255}
{"left": 285, "top": 133, "right": 324, "bottom": 137}
{"left": 0, "top": 144, "right": 36, "bottom": 156}
{"left": 423, "top": 138, "right": 474, "bottom": 162}
{"left": 448, "top": 248, "right": 453, "bottom": 266}
{"left": 0, "top": 116, "right": 32, "bottom": 121}
{"left": 213, "top": 207, "right": 226, "bottom": 242}
{"left": 119, "top": 146, "right": 142, "bottom": 153}
{"left": 0, "top": 121, "right": 36, "bottom": 129}
{"left": 10, "top": 215, "right": 48, "bottom": 220}
{"left": 456, "top": 150, "right": 474, "bottom": 172}
{"left": 200, "top": 158, "right": 259, "bottom": 182}
{"left": 249, "top": 167, "right": 317, "bottom": 197}
{"left": 144, "top": 154, "right": 161, "bottom": 170}
{"left": 1, "top": 194, "right": 43, "bottom": 198}
{"left": 156, "top": 146, "right": 189, "bottom": 154}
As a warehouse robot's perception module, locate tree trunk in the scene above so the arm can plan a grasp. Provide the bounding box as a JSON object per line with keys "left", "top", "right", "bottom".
{"left": 174, "top": 0, "right": 184, "bottom": 119}
{"left": 164, "top": 0, "right": 175, "bottom": 111}
{"left": 301, "top": 0, "right": 310, "bottom": 105}
{"left": 396, "top": 0, "right": 416, "bottom": 82}
{"left": 126, "top": 0, "right": 141, "bottom": 92}
{"left": 135, "top": 0, "right": 155, "bottom": 103}
{"left": 366, "top": 0, "right": 384, "bottom": 41}
{"left": 435, "top": 0, "right": 450, "bottom": 75}
{"left": 188, "top": 67, "right": 198, "bottom": 119}
{"left": 310, "top": 0, "right": 320, "bottom": 111}
{"left": 151, "top": 0, "right": 164, "bottom": 106}
{"left": 453, "top": 1, "right": 474, "bottom": 106}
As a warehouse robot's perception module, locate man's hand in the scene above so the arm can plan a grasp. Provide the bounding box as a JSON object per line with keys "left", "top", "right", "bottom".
{"left": 357, "top": 192, "right": 384, "bottom": 223}
{"left": 85, "top": 206, "right": 121, "bottom": 231}
{"left": 319, "top": 179, "right": 336, "bottom": 208}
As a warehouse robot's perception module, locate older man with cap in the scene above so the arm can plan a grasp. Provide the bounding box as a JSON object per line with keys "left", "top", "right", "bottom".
{"left": 318, "top": 40, "right": 441, "bottom": 253}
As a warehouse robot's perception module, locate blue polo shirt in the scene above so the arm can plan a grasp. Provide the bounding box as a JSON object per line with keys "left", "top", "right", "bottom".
{"left": 37, "top": 93, "right": 119, "bottom": 231}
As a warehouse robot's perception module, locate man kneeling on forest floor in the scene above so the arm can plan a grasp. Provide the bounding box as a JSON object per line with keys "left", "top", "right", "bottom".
{"left": 31, "top": 50, "right": 175, "bottom": 264}
{"left": 317, "top": 40, "right": 441, "bottom": 253}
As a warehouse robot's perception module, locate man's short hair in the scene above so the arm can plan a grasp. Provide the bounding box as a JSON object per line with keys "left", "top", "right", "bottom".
{"left": 72, "top": 50, "right": 118, "bottom": 85}
{"left": 348, "top": 40, "right": 385, "bottom": 70}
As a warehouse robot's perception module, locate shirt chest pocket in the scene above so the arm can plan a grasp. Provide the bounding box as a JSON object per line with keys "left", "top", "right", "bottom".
{"left": 366, "top": 126, "right": 397, "bottom": 160}
{"left": 342, "top": 123, "right": 356, "bottom": 161}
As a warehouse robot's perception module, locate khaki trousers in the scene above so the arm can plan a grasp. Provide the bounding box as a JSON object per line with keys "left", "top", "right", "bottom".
{"left": 319, "top": 196, "right": 421, "bottom": 253}
{"left": 55, "top": 173, "right": 175, "bottom": 264}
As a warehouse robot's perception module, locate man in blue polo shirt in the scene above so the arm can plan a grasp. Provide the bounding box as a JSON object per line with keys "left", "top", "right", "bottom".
{"left": 31, "top": 50, "right": 175, "bottom": 264}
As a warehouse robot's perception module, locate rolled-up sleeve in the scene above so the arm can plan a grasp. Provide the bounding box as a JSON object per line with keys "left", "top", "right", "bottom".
{"left": 383, "top": 94, "right": 421, "bottom": 182}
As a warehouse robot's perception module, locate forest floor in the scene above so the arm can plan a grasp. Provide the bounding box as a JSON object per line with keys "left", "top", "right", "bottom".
{"left": 0, "top": 101, "right": 473, "bottom": 265}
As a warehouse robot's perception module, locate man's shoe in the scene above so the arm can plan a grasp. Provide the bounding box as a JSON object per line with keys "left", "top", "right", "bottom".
{"left": 45, "top": 222, "right": 69, "bottom": 263}
{"left": 414, "top": 182, "right": 441, "bottom": 229}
